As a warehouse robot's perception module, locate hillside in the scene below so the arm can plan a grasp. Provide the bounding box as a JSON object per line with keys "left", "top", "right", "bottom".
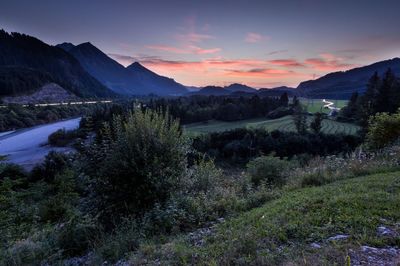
{"left": 63, "top": 42, "right": 135, "bottom": 95}
{"left": 0, "top": 30, "right": 114, "bottom": 98}
{"left": 0, "top": 66, "right": 54, "bottom": 97}
{"left": 59, "top": 42, "right": 187, "bottom": 96}
{"left": 2, "top": 83, "right": 77, "bottom": 104}
{"left": 127, "top": 62, "right": 188, "bottom": 95}
{"left": 297, "top": 58, "right": 400, "bottom": 99}
{"left": 129, "top": 170, "right": 400, "bottom": 265}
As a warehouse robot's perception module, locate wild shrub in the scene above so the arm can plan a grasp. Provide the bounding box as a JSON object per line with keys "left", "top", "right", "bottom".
{"left": 246, "top": 156, "right": 291, "bottom": 186}
{"left": 30, "top": 151, "right": 70, "bottom": 182}
{"left": 86, "top": 109, "right": 189, "bottom": 224}
{"left": 48, "top": 128, "right": 78, "bottom": 147}
{"left": 0, "top": 163, "right": 27, "bottom": 181}
{"left": 366, "top": 109, "right": 400, "bottom": 149}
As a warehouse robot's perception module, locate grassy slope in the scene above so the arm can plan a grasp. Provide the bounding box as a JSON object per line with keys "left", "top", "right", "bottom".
{"left": 134, "top": 171, "right": 400, "bottom": 264}
{"left": 184, "top": 115, "right": 360, "bottom": 135}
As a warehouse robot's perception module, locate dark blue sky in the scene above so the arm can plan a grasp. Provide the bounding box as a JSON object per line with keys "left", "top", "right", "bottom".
{"left": 1, "top": 0, "right": 400, "bottom": 87}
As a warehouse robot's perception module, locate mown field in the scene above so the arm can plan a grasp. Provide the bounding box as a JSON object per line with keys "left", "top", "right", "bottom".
{"left": 184, "top": 115, "right": 360, "bottom": 135}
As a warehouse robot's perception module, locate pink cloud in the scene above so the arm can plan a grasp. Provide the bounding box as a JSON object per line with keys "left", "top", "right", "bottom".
{"left": 245, "top": 32, "right": 266, "bottom": 43}
{"left": 146, "top": 44, "right": 221, "bottom": 55}
{"left": 146, "top": 45, "right": 190, "bottom": 54}
{"left": 177, "top": 33, "right": 214, "bottom": 43}
{"left": 268, "top": 59, "right": 305, "bottom": 67}
{"left": 225, "top": 68, "right": 293, "bottom": 77}
{"left": 304, "top": 56, "right": 356, "bottom": 71}
{"left": 189, "top": 45, "right": 222, "bottom": 54}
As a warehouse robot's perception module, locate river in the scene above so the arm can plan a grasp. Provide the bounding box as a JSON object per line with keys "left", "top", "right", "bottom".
{"left": 0, "top": 117, "right": 81, "bottom": 170}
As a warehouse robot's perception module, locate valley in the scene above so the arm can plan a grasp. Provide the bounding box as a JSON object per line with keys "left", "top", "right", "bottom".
{"left": 1, "top": 2, "right": 400, "bottom": 264}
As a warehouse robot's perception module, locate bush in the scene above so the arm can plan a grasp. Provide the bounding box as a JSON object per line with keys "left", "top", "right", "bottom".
{"left": 246, "top": 156, "right": 290, "bottom": 186}
{"left": 30, "top": 151, "right": 70, "bottom": 182}
{"left": 57, "top": 215, "right": 98, "bottom": 256}
{"left": 48, "top": 128, "right": 77, "bottom": 147}
{"left": 366, "top": 109, "right": 400, "bottom": 149}
{"left": 0, "top": 163, "right": 27, "bottom": 181}
{"left": 87, "top": 109, "right": 189, "bottom": 223}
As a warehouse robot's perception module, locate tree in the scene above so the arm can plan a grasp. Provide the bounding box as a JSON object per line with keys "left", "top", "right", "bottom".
{"left": 310, "top": 112, "right": 323, "bottom": 134}
{"left": 292, "top": 95, "right": 300, "bottom": 107}
{"left": 293, "top": 104, "right": 307, "bottom": 134}
{"left": 358, "top": 72, "right": 380, "bottom": 129}
{"left": 279, "top": 92, "right": 289, "bottom": 107}
{"left": 375, "top": 69, "right": 396, "bottom": 113}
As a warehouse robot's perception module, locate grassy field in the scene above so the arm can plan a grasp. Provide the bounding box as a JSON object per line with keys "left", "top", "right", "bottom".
{"left": 300, "top": 98, "right": 348, "bottom": 113}
{"left": 184, "top": 115, "right": 360, "bottom": 135}
{"left": 184, "top": 171, "right": 400, "bottom": 264}
{"left": 131, "top": 171, "right": 400, "bottom": 264}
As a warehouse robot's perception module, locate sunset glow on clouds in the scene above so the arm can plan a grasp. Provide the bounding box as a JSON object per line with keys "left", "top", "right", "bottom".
{"left": 4, "top": 1, "right": 398, "bottom": 88}
{"left": 108, "top": 16, "right": 362, "bottom": 88}
{"left": 109, "top": 52, "right": 356, "bottom": 88}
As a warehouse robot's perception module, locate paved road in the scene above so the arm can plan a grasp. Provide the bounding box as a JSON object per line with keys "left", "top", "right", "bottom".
{"left": 0, "top": 117, "right": 81, "bottom": 170}
{"left": 322, "top": 99, "right": 341, "bottom": 111}
{"left": 0, "top": 100, "right": 112, "bottom": 108}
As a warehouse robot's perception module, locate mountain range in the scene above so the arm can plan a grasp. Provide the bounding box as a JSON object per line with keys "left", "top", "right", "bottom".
{"left": 57, "top": 42, "right": 187, "bottom": 96}
{"left": 297, "top": 58, "right": 400, "bottom": 99}
{"left": 0, "top": 29, "right": 399, "bottom": 100}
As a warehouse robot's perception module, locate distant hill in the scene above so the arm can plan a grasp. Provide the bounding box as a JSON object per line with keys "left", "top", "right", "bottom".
{"left": 297, "top": 58, "right": 400, "bottom": 99}
{"left": 225, "top": 83, "right": 257, "bottom": 93}
{"left": 258, "top": 86, "right": 298, "bottom": 97}
{"left": 189, "top": 84, "right": 257, "bottom": 96}
{"left": 189, "top": 86, "right": 230, "bottom": 96}
{"left": 186, "top": 86, "right": 201, "bottom": 92}
{"left": 0, "top": 30, "right": 114, "bottom": 98}
{"left": 59, "top": 42, "right": 187, "bottom": 96}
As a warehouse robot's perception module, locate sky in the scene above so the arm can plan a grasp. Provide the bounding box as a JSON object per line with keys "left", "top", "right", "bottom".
{"left": 1, "top": 0, "right": 400, "bottom": 88}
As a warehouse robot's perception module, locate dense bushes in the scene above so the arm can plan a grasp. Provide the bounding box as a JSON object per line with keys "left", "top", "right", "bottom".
{"left": 83, "top": 109, "right": 189, "bottom": 224}
{"left": 247, "top": 156, "right": 291, "bottom": 186}
{"left": 147, "top": 94, "right": 284, "bottom": 124}
{"left": 366, "top": 109, "right": 400, "bottom": 149}
{"left": 193, "top": 128, "right": 361, "bottom": 164}
{"left": 30, "top": 151, "right": 71, "bottom": 182}
{"left": 48, "top": 128, "right": 80, "bottom": 146}
{"left": 0, "top": 103, "right": 113, "bottom": 131}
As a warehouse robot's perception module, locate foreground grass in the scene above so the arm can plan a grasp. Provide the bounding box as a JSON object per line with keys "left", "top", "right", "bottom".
{"left": 130, "top": 171, "right": 400, "bottom": 264}
{"left": 184, "top": 115, "right": 359, "bottom": 135}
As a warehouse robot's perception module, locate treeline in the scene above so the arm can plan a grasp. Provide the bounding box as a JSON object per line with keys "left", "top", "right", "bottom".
{"left": 193, "top": 128, "right": 361, "bottom": 164}
{"left": 147, "top": 94, "right": 288, "bottom": 124}
{"left": 0, "top": 66, "right": 54, "bottom": 97}
{"left": 0, "top": 103, "right": 114, "bottom": 131}
{"left": 339, "top": 68, "right": 400, "bottom": 129}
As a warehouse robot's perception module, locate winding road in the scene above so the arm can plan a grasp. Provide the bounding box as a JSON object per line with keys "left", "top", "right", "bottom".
{"left": 0, "top": 118, "right": 81, "bottom": 170}
{"left": 322, "top": 99, "right": 341, "bottom": 111}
